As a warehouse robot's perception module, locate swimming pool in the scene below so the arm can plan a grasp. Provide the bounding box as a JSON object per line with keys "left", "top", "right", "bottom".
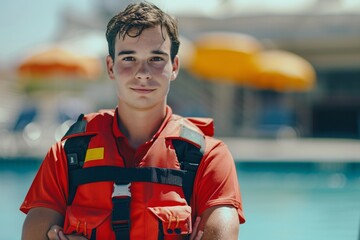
{"left": 1, "top": 159, "right": 359, "bottom": 240}
{"left": 237, "top": 162, "right": 360, "bottom": 240}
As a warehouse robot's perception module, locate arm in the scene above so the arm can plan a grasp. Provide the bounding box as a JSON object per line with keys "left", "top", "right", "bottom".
{"left": 191, "top": 140, "right": 245, "bottom": 239}
{"left": 20, "top": 143, "right": 70, "bottom": 239}
{"left": 198, "top": 205, "right": 239, "bottom": 240}
{"left": 22, "top": 207, "right": 64, "bottom": 240}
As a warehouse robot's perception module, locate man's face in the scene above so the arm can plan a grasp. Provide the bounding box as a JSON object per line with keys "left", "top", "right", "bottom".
{"left": 106, "top": 25, "right": 179, "bottom": 111}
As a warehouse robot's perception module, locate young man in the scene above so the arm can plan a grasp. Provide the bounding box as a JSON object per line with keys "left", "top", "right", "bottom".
{"left": 20, "top": 2, "right": 245, "bottom": 239}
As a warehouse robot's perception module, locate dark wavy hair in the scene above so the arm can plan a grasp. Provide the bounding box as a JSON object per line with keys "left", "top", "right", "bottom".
{"left": 106, "top": 2, "right": 180, "bottom": 63}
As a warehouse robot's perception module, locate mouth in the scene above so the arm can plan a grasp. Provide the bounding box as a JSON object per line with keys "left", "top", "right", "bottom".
{"left": 130, "top": 87, "right": 156, "bottom": 94}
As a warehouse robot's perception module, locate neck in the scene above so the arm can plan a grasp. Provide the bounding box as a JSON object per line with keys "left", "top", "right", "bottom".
{"left": 117, "top": 104, "right": 166, "bottom": 148}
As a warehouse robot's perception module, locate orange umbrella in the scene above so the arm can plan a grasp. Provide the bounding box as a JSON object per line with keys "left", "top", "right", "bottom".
{"left": 252, "top": 50, "right": 316, "bottom": 92}
{"left": 17, "top": 47, "right": 102, "bottom": 80}
{"left": 188, "top": 32, "right": 262, "bottom": 83}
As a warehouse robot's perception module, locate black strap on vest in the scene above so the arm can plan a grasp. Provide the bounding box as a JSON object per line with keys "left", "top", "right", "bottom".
{"left": 172, "top": 139, "right": 203, "bottom": 204}
{"left": 63, "top": 114, "right": 95, "bottom": 204}
{"left": 63, "top": 115, "right": 204, "bottom": 240}
{"left": 69, "top": 166, "right": 187, "bottom": 187}
{"left": 112, "top": 196, "right": 131, "bottom": 240}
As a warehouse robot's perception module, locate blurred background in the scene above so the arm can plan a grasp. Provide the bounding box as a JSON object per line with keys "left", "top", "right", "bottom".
{"left": 0, "top": 0, "right": 359, "bottom": 239}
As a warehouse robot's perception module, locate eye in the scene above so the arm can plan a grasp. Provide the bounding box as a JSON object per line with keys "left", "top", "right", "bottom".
{"left": 151, "top": 56, "right": 164, "bottom": 62}
{"left": 122, "top": 56, "right": 135, "bottom": 62}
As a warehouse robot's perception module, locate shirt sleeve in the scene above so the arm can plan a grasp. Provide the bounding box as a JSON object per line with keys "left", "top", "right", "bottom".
{"left": 193, "top": 138, "right": 246, "bottom": 223}
{"left": 20, "top": 141, "right": 69, "bottom": 216}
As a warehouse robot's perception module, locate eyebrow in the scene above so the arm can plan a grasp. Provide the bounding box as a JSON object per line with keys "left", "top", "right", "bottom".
{"left": 117, "top": 50, "right": 135, "bottom": 56}
{"left": 117, "top": 49, "right": 169, "bottom": 56}
{"left": 152, "top": 50, "right": 168, "bottom": 56}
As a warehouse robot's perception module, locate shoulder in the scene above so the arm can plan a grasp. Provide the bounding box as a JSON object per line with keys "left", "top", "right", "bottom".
{"left": 170, "top": 114, "right": 227, "bottom": 155}
{"left": 82, "top": 109, "right": 115, "bottom": 132}
{"left": 203, "top": 136, "right": 232, "bottom": 161}
{"left": 83, "top": 109, "right": 115, "bottom": 122}
{"left": 61, "top": 109, "right": 115, "bottom": 140}
{"left": 172, "top": 114, "right": 215, "bottom": 138}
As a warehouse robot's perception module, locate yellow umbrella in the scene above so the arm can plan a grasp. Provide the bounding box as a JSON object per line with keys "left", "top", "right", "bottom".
{"left": 178, "top": 36, "right": 196, "bottom": 69}
{"left": 17, "top": 47, "right": 101, "bottom": 80}
{"left": 188, "top": 32, "right": 262, "bottom": 83}
{"left": 252, "top": 50, "right": 316, "bottom": 92}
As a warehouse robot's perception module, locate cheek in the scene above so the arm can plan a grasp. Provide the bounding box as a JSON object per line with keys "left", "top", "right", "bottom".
{"left": 159, "top": 71, "right": 171, "bottom": 80}
{"left": 155, "top": 66, "right": 172, "bottom": 79}
{"left": 114, "top": 81, "right": 123, "bottom": 95}
{"left": 114, "top": 64, "right": 133, "bottom": 76}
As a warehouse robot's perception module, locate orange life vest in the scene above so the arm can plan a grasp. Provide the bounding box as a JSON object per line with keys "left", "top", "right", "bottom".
{"left": 61, "top": 110, "right": 214, "bottom": 240}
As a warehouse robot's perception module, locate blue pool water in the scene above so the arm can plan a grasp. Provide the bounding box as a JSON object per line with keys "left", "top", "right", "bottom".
{"left": 1, "top": 159, "right": 359, "bottom": 240}
{"left": 237, "top": 162, "right": 360, "bottom": 240}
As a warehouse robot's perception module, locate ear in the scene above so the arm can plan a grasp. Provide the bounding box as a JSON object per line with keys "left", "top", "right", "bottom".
{"left": 106, "top": 55, "right": 115, "bottom": 80}
{"left": 170, "top": 55, "right": 180, "bottom": 81}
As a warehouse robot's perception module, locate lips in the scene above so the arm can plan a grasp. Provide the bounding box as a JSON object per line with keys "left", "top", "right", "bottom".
{"left": 131, "top": 87, "right": 155, "bottom": 94}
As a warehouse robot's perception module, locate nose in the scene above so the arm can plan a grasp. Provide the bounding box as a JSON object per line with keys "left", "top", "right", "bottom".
{"left": 135, "top": 62, "right": 151, "bottom": 81}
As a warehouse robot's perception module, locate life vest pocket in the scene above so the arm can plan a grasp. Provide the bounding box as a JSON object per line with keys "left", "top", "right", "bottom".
{"left": 63, "top": 205, "right": 112, "bottom": 239}
{"left": 148, "top": 205, "right": 192, "bottom": 236}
